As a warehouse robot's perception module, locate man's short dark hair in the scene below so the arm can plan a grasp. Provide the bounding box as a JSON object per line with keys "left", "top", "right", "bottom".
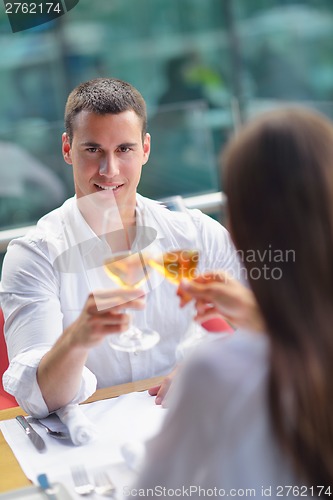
{"left": 65, "top": 78, "right": 147, "bottom": 143}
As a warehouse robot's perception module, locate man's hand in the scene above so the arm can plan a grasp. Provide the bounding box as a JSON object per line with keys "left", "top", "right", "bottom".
{"left": 178, "top": 271, "right": 265, "bottom": 333}
{"left": 67, "top": 288, "right": 145, "bottom": 349}
{"left": 37, "top": 288, "right": 145, "bottom": 412}
{"left": 148, "top": 367, "right": 178, "bottom": 406}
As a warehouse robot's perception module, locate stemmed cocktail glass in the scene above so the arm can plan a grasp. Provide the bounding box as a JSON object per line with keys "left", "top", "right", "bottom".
{"left": 148, "top": 197, "right": 208, "bottom": 357}
{"left": 102, "top": 206, "right": 160, "bottom": 352}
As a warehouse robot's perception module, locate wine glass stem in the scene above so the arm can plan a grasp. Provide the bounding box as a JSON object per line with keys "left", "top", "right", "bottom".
{"left": 124, "top": 310, "right": 141, "bottom": 340}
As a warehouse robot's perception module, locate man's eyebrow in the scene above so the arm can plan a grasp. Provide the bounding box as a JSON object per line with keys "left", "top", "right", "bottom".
{"left": 79, "top": 142, "right": 138, "bottom": 148}
{"left": 80, "top": 141, "right": 101, "bottom": 147}
{"left": 118, "top": 142, "right": 138, "bottom": 148}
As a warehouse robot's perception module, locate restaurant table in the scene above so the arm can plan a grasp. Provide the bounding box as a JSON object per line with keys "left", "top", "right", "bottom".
{"left": 0, "top": 375, "right": 164, "bottom": 494}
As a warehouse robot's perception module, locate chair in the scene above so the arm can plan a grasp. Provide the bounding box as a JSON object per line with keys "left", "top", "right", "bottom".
{"left": 0, "top": 309, "right": 18, "bottom": 409}
{"left": 201, "top": 317, "right": 234, "bottom": 333}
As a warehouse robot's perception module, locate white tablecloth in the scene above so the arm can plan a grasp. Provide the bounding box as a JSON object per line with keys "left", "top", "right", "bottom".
{"left": 0, "top": 391, "right": 167, "bottom": 499}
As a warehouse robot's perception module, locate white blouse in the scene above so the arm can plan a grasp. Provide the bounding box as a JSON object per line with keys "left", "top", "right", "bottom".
{"left": 134, "top": 331, "right": 305, "bottom": 498}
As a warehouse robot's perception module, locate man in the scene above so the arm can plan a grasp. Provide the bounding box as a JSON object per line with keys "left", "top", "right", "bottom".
{"left": 1, "top": 78, "right": 240, "bottom": 417}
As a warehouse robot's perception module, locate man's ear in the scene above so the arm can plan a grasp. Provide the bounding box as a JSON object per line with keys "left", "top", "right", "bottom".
{"left": 142, "top": 133, "right": 151, "bottom": 165}
{"left": 62, "top": 133, "right": 72, "bottom": 164}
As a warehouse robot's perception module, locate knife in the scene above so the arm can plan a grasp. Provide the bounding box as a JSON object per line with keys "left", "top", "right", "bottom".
{"left": 16, "top": 415, "right": 46, "bottom": 453}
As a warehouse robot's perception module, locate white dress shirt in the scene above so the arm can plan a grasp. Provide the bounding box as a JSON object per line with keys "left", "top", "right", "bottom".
{"left": 1, "top": 194, "right": 241, "bottom": 417}
{"left": 134, "top": 331, "right": 304, "bottom": 497}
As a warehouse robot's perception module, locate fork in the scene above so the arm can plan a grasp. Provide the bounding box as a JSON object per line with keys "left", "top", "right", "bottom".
{"left": 71, "top": 465, "right": 95, "bottom": 496}
{"left": 33, "top": 419, "right": 70, "bottom": 440}
{"left": 94, "top": 470, "right": 116, "bottom": 497}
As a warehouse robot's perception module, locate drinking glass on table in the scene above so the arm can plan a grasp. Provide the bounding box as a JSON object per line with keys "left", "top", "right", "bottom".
{"left": 102, "top": 206, "right": 160, "bottom": 352}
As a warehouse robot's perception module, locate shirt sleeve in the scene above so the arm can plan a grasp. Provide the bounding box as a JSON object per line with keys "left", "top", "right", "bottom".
{"left": 1, "top": 236, "right": 97, "bottom": 417}
{"left": 2, "top": 348, "right": 97, "bottom": 418}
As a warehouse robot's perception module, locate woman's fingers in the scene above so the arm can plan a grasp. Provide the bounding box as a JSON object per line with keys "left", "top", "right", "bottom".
{"left": 192, "top": 270, "right": 233, "bottom": 285}
{"left": 178, "top": 274, "right": 263, "bottom": 332}
{"left": 177, "top": 272, "right": 233, "bottom": 307}
{"left": 179, "top": 280, "right": 226, "bottom": 304}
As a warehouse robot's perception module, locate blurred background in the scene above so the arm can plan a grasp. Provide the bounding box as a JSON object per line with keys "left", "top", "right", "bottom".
{"left": 1, "top": 0, "right": 333, "bottom": 269}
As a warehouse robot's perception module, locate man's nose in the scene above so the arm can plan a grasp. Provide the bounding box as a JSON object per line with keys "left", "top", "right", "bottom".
{"left": 99, "top": 155, "right": 119, "bottom": 176}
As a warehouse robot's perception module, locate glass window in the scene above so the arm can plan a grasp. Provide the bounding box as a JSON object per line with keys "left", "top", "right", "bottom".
{"left": 0, "top": 0, "right": 333, "bottom": 234}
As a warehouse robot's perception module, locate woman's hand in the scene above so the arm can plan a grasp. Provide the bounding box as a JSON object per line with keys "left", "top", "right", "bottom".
{"left": 178, "top": 271, "right": 265, "bottom": 333}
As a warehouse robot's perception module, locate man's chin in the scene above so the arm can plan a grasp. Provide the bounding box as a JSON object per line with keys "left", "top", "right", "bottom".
{"left": 77, "top": 190, "right": 119, "bottom": 212}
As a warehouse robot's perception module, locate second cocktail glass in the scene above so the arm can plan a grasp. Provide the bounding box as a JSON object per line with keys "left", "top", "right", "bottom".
{"left": 148, "top": 198, "right": 208, "bottom": 357}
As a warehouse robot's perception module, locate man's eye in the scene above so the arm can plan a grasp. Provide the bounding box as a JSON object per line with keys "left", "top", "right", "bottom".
{"left": 118, "top": 146, "right": 131, "bottom": 153}
{"left": 87, "top": 147, "right": 99, "bottom": 153}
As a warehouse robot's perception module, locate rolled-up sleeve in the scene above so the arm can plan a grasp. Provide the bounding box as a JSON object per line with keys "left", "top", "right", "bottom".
{"left": 1, "top": 234, "right": 97, "bottom": 417}
{"left": 3, "top": 348, "right": 97, "bottom": 417}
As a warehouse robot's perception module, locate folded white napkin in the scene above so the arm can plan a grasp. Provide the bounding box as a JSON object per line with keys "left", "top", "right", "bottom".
{"left": 56, "top": 404, "right": 98, "bottom": 446}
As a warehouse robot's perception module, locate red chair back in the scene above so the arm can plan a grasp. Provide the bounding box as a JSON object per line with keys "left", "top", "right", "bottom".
{"left": 201, "top": 316, "right": 234, "bottom": 333}
{"left": 0, "top": 309, "right": 18, "bottom": 408}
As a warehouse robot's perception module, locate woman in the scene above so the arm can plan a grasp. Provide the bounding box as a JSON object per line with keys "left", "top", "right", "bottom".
{"left": 133, "top": 108, "right": 333, "bottom": 495}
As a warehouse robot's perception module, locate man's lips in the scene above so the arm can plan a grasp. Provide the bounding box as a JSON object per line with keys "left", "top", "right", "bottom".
{"left": 94, "top": 182, "right": 124, "bottom": 191}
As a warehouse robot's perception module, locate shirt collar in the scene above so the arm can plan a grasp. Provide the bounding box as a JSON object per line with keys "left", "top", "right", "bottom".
{"left": 136, "top": 193, "right": 167, "bottom": 241}
{"left": 65, "top": 194, "right": 166, "bottom": 260}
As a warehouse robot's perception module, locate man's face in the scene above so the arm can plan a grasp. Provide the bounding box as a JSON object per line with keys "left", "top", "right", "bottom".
{"left": 62, "top": 110, "right": 150, "bottom": 216}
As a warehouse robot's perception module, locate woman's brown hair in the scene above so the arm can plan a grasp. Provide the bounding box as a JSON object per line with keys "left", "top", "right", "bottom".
{"left": 222, "top": 107, "right": 333, "bottom": 487}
